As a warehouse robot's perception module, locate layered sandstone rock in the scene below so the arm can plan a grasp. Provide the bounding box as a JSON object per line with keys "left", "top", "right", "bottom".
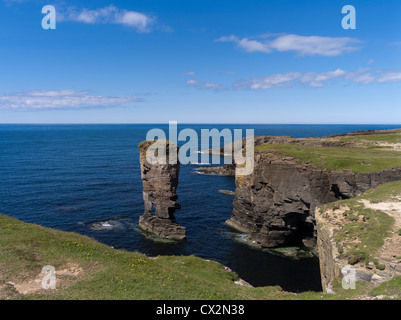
{"left": 138, "top": 140, "right": 186, "bottom": 240}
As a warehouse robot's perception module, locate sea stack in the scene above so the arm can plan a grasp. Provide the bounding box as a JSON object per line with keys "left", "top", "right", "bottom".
{"left": 138, "top": 140, "right": 186, "bottom": 240}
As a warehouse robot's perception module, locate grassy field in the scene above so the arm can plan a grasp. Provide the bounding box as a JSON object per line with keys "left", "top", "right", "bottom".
{"left": 255, "top": 144, "right": 401, "bottom": 173}
{"left": 340, "top": 132, "right": 401, "bottom": 144}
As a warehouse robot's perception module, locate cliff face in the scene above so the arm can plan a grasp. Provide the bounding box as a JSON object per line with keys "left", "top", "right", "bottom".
{"left": 316, "top": 182, "right": 401, "bottom": 293}
{"left": 228, "top": 152, "right": 401, "bottom": 248}
{"left": 330, "top": 169, "right": 401, "bottom": 199}
{"left": 315, "top": 207, "right": 343, "bottom": 292}
{"left": 138, "top": 140, "right": 186, "bottom": 240}
{"left": 228, "top": 153, "right": 335, "bottom": 247}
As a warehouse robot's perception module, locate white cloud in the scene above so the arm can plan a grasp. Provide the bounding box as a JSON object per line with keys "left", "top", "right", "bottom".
{"left": 0, "top": 90, "right": 139, "bottom": 109}
{"left": 116, "top": 11, "right": 151, "bottom": 30}
{"left": 215, "top": 35, "right": 270, "bottom": 53}
{"left": 376, "top": 72, "right": 401, "bottom": 83}
{"left": 234, "top": 70, "right": 348, "bottom": 90}
{"left": 186, "top": 80, "right": 223, "bottom": 90}
{"left": 367, "top": 59, "right": 375, "bottom": 65}
{"left": 308, "top": 81, "right": 324, "bottom": 88}
{"left": 185, "top": 67, "right": 401, "bottom": 91}
{"left": 58, "top": 5, "right": 153, "bottom": 32}
{"left": 345, "top": 68, "right": 376, "bottom": 85}
{"left": 183, "top": 72, "right": 196, "bottom": 76}
{"left": 234, "top": 72, "right": 301, "bottom": 90}
{"left": 312, "top": 69, "right": 347, "bottom": 81}
{"left": 215, "top": 33, "right": 361, "bottom": 57}
{"left": 232, "top": 68, "right": 401, "bottom": 90}
{"left": 270, "top": 34, "right": 360, "bottom": 56}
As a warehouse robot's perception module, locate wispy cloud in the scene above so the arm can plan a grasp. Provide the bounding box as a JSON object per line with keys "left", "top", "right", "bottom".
{"left": 234, "top": 72, "right": 302, "bottom": 90}
{"left": 58, "top": 5, "right": 153, "bottom": 32}
{"left": 188, "top": 68, "right": 401, "bottom": 91}
{"left": 367, "top": 59, "right": 376, "bottom": 66}
{"left": 389, "top": 41, "right": 401, "bottom": 47}
{"left": 216, "top": 35, "right": 271, "bottom": 53}
{"left": 186, "top": 80, "right": 223, "bottom": 90}
{"left": 215, "top": 34, "right": 361, "bottom": 57}
{"left": 234, "top": 68, "right": 401, "bottom": 90}
{"left": 0, "top": 90, "right": 139, "bottom": 109}
{"left": 183, "top": 71, "right": 196, "bottom": 76}
{"left": 376, "top": 71, "right": 401, "bottom": 83}
{"left": 345, "top": 68, "right": 376, "bottom": 85}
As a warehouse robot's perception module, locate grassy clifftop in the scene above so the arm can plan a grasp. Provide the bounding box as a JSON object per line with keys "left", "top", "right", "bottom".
{"left": 255, "top": 144, "right": 401, "bottom": 173}
{"left": 2, "top": 210, "right": 401, "bottom": 300}
{"left": 255, "top": 129, "right": 401, "bottom": 173}
{"left": 0, "top": 213, "right": 288, "bottom": 300}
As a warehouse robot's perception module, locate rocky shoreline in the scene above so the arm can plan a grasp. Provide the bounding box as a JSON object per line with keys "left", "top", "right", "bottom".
{"left": 199, "top": 129, "right": 401, "bottom": 292}
{"left": 137, "top": 129, "right": 401, "bottom": 294}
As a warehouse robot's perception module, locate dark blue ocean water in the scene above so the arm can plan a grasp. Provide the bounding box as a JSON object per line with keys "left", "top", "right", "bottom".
{"left": 1, "top": 124, "right": 400, "bottom": 292}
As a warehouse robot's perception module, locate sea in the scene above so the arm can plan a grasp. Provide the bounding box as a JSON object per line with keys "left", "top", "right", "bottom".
{"left": 1, "top": 124, "right": 400, "bottom": 292}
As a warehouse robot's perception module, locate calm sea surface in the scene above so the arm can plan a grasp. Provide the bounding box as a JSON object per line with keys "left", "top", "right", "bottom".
{"left": 1, "top": 124, "right": 400, "bottom": 292}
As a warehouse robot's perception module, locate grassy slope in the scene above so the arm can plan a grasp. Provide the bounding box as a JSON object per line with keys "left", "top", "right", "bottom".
{"left": 340, "top": 133, "right": 401, "bottom": 144}
{"left": 1, "top": 212, "right": 399, "bottom": 300}
{"left": 317, "top": 181, "right": 401, "bottom": 299}
{"left": 254, "top": 144, "right": 401, "bottom": 173}
{"left": 254, "top": 130, "right": 401, "bottom": 173}
{"left": 318, "top": 181, "right": 401, "bottom": 267}
{"left": 0, "top": 214, "right": 288, "bottom": 300}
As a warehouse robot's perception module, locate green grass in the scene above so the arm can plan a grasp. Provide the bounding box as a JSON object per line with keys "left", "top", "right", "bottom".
{"left": 3, "top": 180, "right": 401, "bottom": 300}
{"left": 370, "top": 276, "right": 401, "bottom": 298}
{"left": 0, "top": 213, "right": 382, "bottom": 300}
{"left": 340, "top": 133, "right": 401, "bottom": 144}
{"left": 318, "top": 181, "right": 401, "bottom": 267}
{"left": 254, "top": 144, "right": 401, "bottom": 173}
{"left": 359, "top": 180, "right": 401, "bottom": 203}
{"left": 2, "top": 212, "right": 401, "bottom": 300}
{"left": 335, "top": 207, "right": 393, "bottom": 266}
{"left": 0, "top": 214, "right": 290, "bottom": 300}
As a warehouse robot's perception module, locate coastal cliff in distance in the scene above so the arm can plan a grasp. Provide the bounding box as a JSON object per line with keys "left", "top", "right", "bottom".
{"left": 213, "top": 129, "right": 401, "bottom": 249}
{"left": 138, "top": 140, "right": 186, "bottom": 240}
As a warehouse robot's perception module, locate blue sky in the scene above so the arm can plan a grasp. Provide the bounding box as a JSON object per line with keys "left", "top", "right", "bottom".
{"left": 0, "top": 0, "right": 400, "bottom": 123}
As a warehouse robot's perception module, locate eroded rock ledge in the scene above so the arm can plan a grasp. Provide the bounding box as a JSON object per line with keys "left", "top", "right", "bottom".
{"left": 138, "top": 140, "right": 186, "bottom": 240}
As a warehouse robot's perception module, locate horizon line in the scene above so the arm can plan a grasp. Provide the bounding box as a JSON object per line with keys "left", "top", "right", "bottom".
{"left": 1, "top": 123, "right": 401, "bottom": 126}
